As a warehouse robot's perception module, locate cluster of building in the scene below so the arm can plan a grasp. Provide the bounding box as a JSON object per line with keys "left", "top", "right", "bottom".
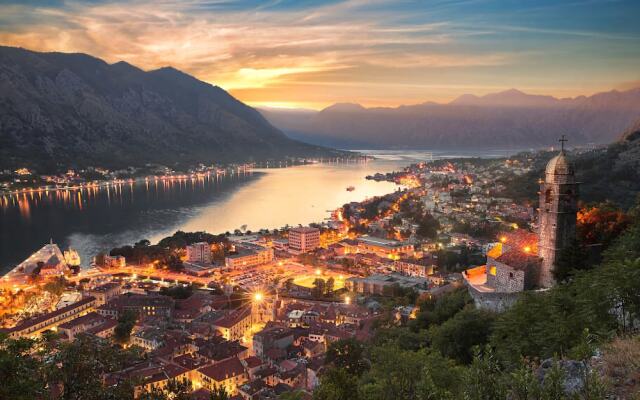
{"left": 1, "top": 267, "right": 383, "bottom": 399}
{"left": 1, "top": 144, "right": 582, "bottom": 398}
{"left": 464, "top": 148, "right": 579, "bottom": 310}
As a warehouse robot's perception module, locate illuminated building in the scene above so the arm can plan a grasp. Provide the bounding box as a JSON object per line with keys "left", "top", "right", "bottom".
{"left": 224, "top": 243, "right": 274, "bottom": 269}
{"left": 196, "top": 357, "right": 247, "bottom": 395}
{"left": 186, "top": 242, "right": 212, "bottom": 264}
{"left": 85, "top": 282, "right": 122, "bottom": 306}
{"left": 356, "top": 235, "right": 414, "bottom": 260}
{"left": 103, "top": 254, "right": 126, "bottom": 268}
{"left": 0, "top": 296, "right": 96, "bottom": 339}
{"left": 288, "top": 226, "right": 320, "bottom": 253}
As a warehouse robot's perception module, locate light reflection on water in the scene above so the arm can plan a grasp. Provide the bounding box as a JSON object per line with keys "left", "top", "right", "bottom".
{"left": 0, "top": 150, "right": 516, "bottom": 270}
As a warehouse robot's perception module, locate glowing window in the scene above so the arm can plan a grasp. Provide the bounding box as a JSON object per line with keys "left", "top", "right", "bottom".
{"left": 489, "top": 266, "right": 497, "bottom": 276}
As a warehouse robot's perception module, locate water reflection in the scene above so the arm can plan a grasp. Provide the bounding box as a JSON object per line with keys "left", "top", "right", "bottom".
{"left": 0, "top": 150, "right": 517, "bottom": 271}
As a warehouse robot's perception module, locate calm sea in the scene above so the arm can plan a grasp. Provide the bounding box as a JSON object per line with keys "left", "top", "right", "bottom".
{"left": 0, "top": 149, "right": 517, "bottom": 271}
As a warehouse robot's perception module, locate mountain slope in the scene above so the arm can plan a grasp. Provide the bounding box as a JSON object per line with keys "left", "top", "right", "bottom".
{"left": 0, "top": 46, "right": 340, "bottom": 172}
{"left": 500, "top": 119, "right": 640, "bottom": 209}
{"left": 260, "top": 89, "right": 640, "bottom": 150}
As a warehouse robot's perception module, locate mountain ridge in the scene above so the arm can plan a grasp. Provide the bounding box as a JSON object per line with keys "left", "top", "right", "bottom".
{"left": 0, "top": 46, "right": 341, "bottom": 172}
{"left": 260, "top": 87, "right": 640, "bottom": 149}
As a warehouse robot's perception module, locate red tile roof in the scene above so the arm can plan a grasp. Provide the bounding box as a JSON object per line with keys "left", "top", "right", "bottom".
{"left": 198, "top": 357, "right": 245, "bottom": 382}
{"left": 242, "top": 356, "right": 264, "bottom": 369}
{"left": 212, "top": 307, "right": 250, "bottom": 328}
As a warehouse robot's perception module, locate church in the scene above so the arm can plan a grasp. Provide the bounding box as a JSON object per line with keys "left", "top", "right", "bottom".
{"left": 464, "top": 140, "right": 578, "bottom": 311}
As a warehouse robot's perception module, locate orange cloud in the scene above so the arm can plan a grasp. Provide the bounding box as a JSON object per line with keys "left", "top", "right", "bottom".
{"left": 0, "top": 1, "right": 635, "bottom": 109}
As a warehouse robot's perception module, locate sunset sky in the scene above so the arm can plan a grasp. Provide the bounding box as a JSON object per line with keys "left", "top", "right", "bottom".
{"left": 1, "top": 0, "right": 639, "bottom": 109}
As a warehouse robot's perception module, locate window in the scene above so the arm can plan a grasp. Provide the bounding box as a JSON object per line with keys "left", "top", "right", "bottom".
{"left": 489, "top": 266, "right": 496, "bottom": 276}
{"left": 544, "top": 189, "right": 552, "bottom": 204}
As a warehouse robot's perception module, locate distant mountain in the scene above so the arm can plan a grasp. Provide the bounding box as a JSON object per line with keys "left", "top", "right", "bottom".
{"left": 450, "top": 89, "right": 559, "bottom": 108}
{"left": 0, "top": 46, "right": 341, "bottom": 172}
{"left": 260, "top": 88, "right": 640, "bottom": 150}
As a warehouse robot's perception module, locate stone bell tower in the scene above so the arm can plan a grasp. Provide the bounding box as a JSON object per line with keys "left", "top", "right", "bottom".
{"left": 537, "top": 136, "right": 578, "bottom": 288}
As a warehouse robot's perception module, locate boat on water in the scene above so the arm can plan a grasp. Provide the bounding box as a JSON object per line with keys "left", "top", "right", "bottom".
{"left": 346, "top": 186, "right": 355, "bottom": 192}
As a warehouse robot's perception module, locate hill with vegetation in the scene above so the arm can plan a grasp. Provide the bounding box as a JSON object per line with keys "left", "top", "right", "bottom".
{"left": 0, "top": 46, "right": 342, "bottom": 173}
{"left": 498, "top": 121, "right": 640, "bottom": 210}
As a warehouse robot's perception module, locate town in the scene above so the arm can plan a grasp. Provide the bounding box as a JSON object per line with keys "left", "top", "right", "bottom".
{"left": 0, "top": 147, "right": 570, "bottom": 399}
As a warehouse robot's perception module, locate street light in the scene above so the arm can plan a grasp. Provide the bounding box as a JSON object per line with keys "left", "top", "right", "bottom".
{"left": 345, "top": 295, "right": 351, "bottom": 305}
{"left": 253, "top": 292, "right": 263, "bottom": 302}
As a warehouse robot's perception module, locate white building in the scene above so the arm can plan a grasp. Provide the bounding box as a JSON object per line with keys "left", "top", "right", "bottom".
{"left": 288, "top": 227, "right": 320, "bottom": 253}
{"left": 187, "top": 242, "right": 212, "bottom": 264}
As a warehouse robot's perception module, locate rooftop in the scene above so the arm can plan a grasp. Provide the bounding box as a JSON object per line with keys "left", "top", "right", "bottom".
{"left": 358, "top": 235, "right": 408, "bottom": 248}
{"left": 198, "top": 357, "right": 245, "bottom": 381}
{"left": 290, "top": 227, "right": 320, "bottom": 234}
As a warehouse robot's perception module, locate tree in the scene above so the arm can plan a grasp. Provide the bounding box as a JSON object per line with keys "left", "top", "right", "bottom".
{"left": 429, "top": 307, "right": 496, "bottom": 364}
{"left": 312, "top": 278, "right": 326, "bottom": 298}
{"left": 279, "top": 390, "right": 306, "bottom": 400}
{"left": 325, "top": 277, "right": 335, "bottom": 296}
{"left": 359, "top": 345, "right": 426, "bottom": 400}
{"left": 53, "top": 335, "right": 143, "bottom": 400}
{"left": 553, "top": 238, "right": 589, "bottom": 281}
{"left": 462, "top": 347, "right": 505, "bottom": 400}
{"left": 507, "top": 359, "right": 542, "bottom": 400}
{"left": 167, "top": 254, "right": 184, "bottom": 272}
{"left": 325, "top": 338, "right": 369, "bottom": 376}
{"left": 577, "top": 203, "right": 630, "bottom": 249}
{"left": 411, "top": 288, "right": 471, "bottom": 330}
{"left": 209, "top": 384, "right": 230, "bottom": 400}
{"left": 139, "top": 380, "right": 193, "bottom": 400}
{"left": 416, "top": 213, "right": 440, "bottom": 239}
{"left": 114, "top": 310, "right": 138, "bottom": 344}
{"left": 160, "top": 284, "right": 193, "bottom": 299}
{"left": 284, "top": 278, "right": 294, "bottom": 291}
{"left": 135, "top": 239, "right": 151, "bottom": 248}
{"left": 0, "top": 336, "right": 47, "bottom": 400}
{"left": 43, "top": 276, "right": 67, "bottom": 296}
{"left": 314, "top": 368, "right": 360, "bottom": 400}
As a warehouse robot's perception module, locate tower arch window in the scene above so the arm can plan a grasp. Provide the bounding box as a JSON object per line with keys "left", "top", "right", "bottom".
{"left": 544, "top": 189, "right": 552, "bottom": 204}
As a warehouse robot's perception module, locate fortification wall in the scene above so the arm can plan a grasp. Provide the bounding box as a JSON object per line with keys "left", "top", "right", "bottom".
{"left": 466, "top": 283, "right": 521, "bottom": 312}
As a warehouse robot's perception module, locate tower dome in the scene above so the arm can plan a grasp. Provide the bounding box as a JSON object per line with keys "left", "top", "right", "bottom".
{"left": 545, "top": 152, "right": 574, "bottom": 176}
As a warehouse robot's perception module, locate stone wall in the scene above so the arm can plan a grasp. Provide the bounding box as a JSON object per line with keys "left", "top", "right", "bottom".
{"left": 466, "top": 282, "right": 521, "bottom": 313}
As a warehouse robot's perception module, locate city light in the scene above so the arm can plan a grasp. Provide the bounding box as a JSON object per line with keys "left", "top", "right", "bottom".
{"left": 524, "top": 246, "right": 531, "bottom": 253}
{"left": 345, "top": 295, "right": 351, "bottom": 305}
{"left": 500, "top": 236, "right": 507, "bottom": 243}
{"left": 253, "top": 292, "right": 263, "bottom": 302}
{"left": 315, "top": 268, "right": 321, "bottom": 276}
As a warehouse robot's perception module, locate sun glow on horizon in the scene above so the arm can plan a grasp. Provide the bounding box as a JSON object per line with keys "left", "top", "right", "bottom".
{"left": 0, "top": 1, "right": 638, "bottom": 108}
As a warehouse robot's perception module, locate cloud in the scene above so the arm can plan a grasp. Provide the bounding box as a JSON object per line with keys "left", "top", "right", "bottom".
{"left": 615, "top": 80, "right": 640, "bottom": 91}
{"left": 0, "top": 0, "right": 637, "bottom": 108}
{"left": 0, "top": 1, "right": 506, "bottom": 83}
